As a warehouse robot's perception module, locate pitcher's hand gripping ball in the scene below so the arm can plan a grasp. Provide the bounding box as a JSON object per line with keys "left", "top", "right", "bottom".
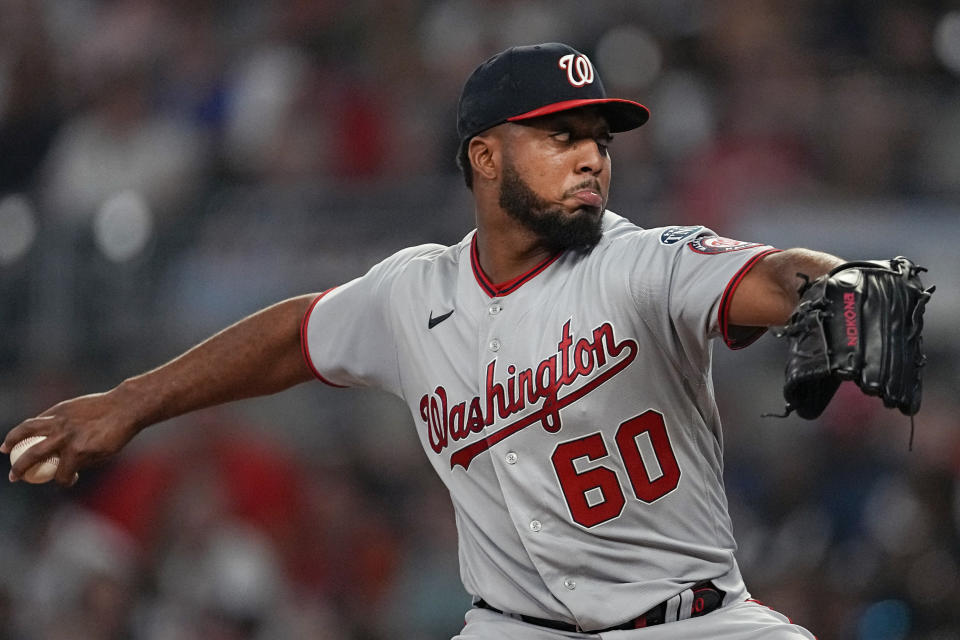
{"left": 9, "top": 436, "right": 61, "bottom": 484}
{"left": 777, "top": 256, "right": 934, "bottom": 419}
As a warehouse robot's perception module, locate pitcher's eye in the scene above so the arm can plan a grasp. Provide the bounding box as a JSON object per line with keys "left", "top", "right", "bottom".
{"left": 596, "top": 134, "right": 613, "bottom": 156}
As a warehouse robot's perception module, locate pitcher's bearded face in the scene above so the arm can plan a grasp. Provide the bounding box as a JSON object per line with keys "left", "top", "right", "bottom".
{"left": 494, "top": 108, "right": 613, "bottom": 253}
{"left": 498, "top": 160, "right": 604, "bottom": 253}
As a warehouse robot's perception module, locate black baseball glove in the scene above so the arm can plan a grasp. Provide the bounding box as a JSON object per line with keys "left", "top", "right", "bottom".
{"left": 776, "top": 257, "right": 934, "bottom": 420}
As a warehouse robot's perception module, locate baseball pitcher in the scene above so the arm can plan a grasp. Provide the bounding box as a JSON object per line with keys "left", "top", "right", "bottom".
{"left": 4, "top": 43, "right": 931, "bottom": 639}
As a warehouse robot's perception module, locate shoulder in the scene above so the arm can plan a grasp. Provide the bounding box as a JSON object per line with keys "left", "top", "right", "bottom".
{"left": 372, "top": 242, "right": 455, "bottom": 276}
{"left": 596, "top": 212, "right": 709, "bottom": 256}
{"left": 599, "top": 215, "right": 768, "bottom": 258}
{"left": 383, "top": 242, "right": 451, "bottom": 265}
{"left": 366, "top": 239, "right": 466, "bottom": 296}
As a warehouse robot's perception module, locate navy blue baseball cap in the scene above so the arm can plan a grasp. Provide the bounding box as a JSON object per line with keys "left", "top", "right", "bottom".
{"left": 457, "top": 42, "right": 650, "bottom": 143}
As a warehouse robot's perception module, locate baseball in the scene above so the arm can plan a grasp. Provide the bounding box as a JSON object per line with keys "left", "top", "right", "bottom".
{"left": 9, "top": 436, "right": 60, "bottom": 484}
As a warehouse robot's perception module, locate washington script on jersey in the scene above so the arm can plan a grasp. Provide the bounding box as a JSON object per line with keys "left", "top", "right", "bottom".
{"left": 419, "top": 319, "right": 638, "bottom": 471}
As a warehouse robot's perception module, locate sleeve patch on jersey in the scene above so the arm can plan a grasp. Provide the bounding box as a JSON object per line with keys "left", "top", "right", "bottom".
{"left": 687, "top": 236, "right": 763, "bottom": 254}
{"left": 659, "top": 225, "right": 704, "bottom": 245}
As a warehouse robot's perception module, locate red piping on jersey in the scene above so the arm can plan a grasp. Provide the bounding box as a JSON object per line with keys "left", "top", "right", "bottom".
{"left": 718, "top": 248, "right": 781, "bottom": 350}
{"left": 300, "top": 289, "right": 348, "bottom": 388}
{"left": 470, "top": 233, "right": 562, "bottom": 297}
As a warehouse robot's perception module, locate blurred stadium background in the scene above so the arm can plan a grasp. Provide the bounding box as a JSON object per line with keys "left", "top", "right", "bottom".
{"left": 1, "top": 1, "right": 959, "bottom": 638}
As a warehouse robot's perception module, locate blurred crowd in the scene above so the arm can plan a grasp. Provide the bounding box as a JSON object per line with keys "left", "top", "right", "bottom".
{"left": 0, "top": 1, "right": 959, "bottom": 639}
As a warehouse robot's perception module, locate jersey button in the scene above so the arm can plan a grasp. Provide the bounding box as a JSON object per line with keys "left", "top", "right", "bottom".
{"left": 564, "top": 578, "right": 576, "bottom": 590}
{"left": 529, "top": 520, "right": 542, "bottom": 532}
{"left": 488, "top": 338, "right": 501, "bottom": 352}
{"left": 489, "top": 302, "right": 502, "bottom": 315}
{"left": 505, "top": 451, "right": 518, "bottom": 464}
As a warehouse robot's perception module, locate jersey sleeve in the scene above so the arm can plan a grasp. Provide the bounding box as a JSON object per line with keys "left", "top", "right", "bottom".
{"left": 628, "top": 227, "right": 779, "bottom": 370}
{"left": 300, "top": 244, "right": 441, "bottom": 394}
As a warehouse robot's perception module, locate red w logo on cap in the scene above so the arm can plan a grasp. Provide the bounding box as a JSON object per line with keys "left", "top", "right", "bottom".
{"left": 558, "top": 53, "right": 595, "bottom": 87}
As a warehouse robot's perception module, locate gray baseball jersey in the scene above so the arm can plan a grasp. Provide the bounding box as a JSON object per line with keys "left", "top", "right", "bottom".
{"left": 302, "top": 211, "right": 780, "bottom": 633}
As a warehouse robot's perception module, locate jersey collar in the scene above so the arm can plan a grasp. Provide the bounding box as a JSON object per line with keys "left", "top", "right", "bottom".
{"left": 469, "top": 233, "right": 563, "bottom": 298}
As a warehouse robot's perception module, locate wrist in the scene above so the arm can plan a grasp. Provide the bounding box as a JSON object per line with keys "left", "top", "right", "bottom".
{"left": 111, "top": 375, "right": 163, "bottom": 434}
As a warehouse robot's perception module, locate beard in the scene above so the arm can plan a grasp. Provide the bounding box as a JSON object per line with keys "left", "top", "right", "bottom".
{"left": 498, "top": 163, "right": 604, "bottom": 254}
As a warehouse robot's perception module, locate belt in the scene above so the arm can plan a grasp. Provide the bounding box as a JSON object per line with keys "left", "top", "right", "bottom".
{"left": 474, "top": 581, "right": 725, "bottom": 633}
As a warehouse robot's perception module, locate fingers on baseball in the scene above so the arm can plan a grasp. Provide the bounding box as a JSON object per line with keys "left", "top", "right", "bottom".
{"left": 5, "top": 417, "right": 81, "bottom": 485}
{"left": 8, "top": 435, "right": 59, "bottom": 483}
{"left": 54, "top": 448, "right": 82, "bottom": 486}
{"left": 1, "top": 415, "right": 55, "bottom": 455}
